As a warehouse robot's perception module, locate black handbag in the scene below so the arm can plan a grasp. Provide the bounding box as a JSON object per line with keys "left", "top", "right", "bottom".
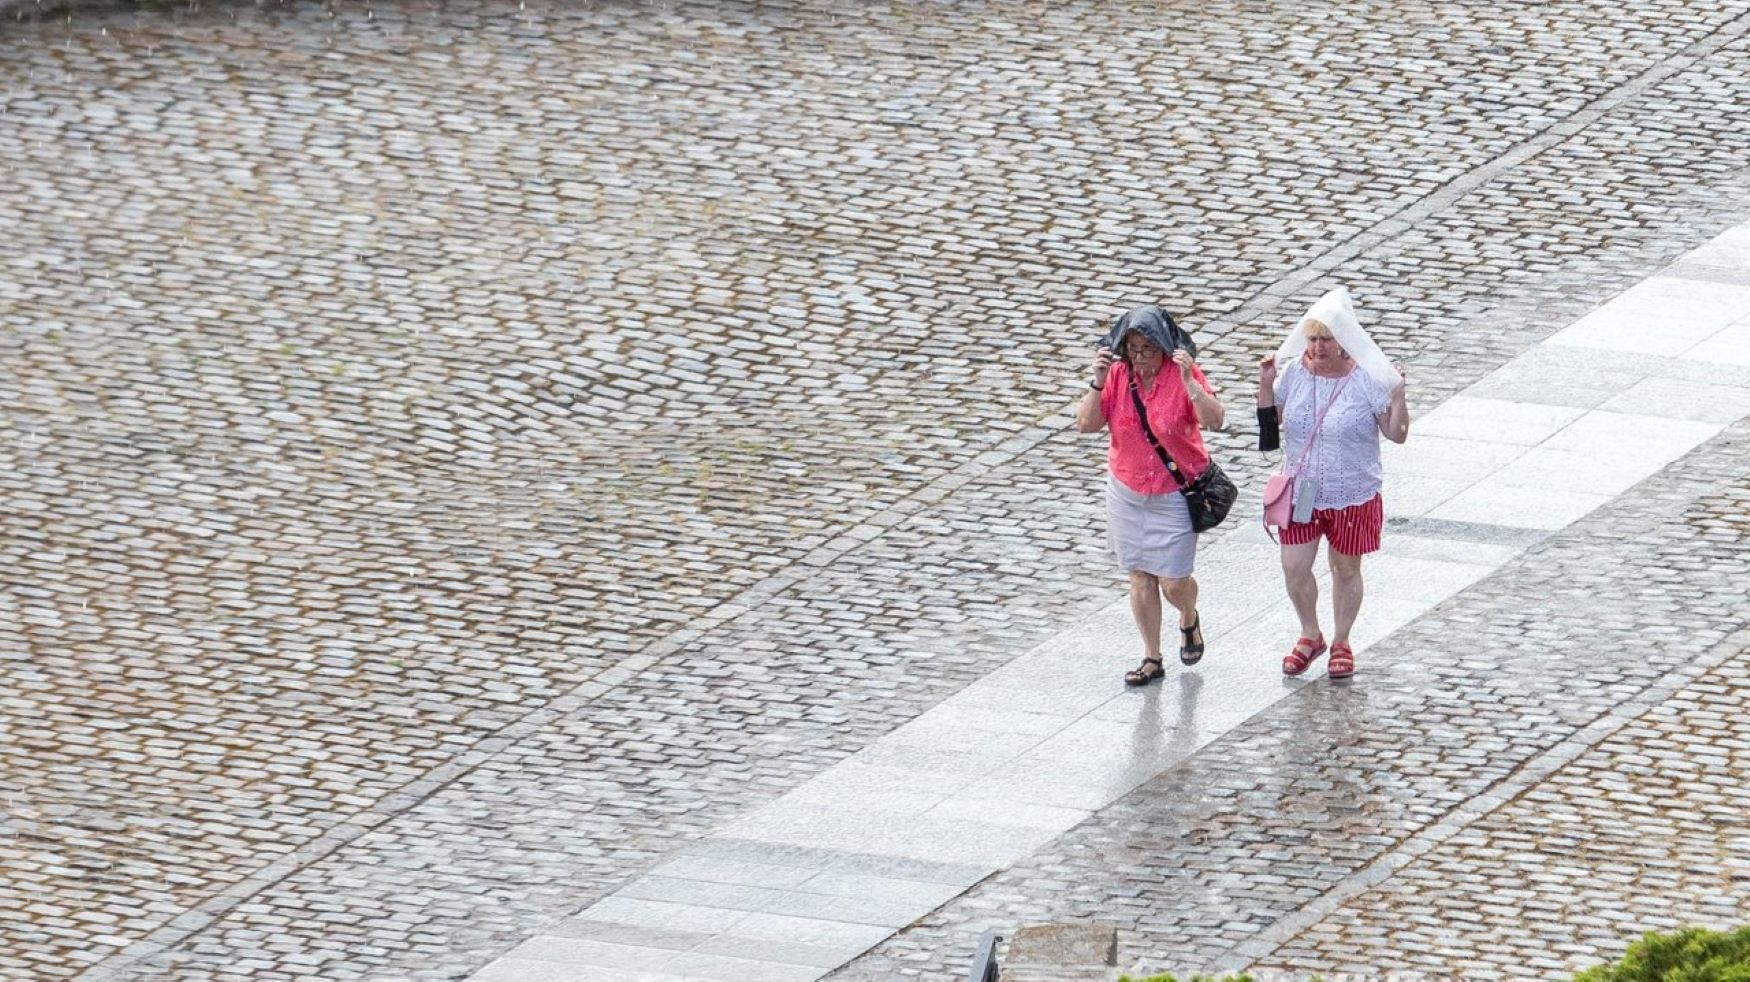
{"left": 1127, "top": 374, "right": 1237, "bottom": 533}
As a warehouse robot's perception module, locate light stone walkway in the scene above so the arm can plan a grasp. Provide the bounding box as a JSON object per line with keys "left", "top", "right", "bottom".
{"left": 471, "top": 227, "right": 1750, "bottom": 981}
{"left": 1221, "top": 625, "right": 1750, "bottom": 979}
{"left": 6, "top": 2, "right": 1749, "bottom": 978}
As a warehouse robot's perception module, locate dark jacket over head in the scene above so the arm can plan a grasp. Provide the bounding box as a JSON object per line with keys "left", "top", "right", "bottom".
{"left": 1099, "top": 305, "right": 1198, "bottom": 361}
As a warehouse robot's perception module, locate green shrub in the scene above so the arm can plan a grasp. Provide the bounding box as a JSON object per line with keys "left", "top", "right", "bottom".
{"left": 1127, "top": 966, "right": 1253, "bottom": 973}
{"left": 1119, "top": 926, "right": 1750, "bottom": 982}
{"left": 1574, "top": 926, "right": 1750, "bottom": 981}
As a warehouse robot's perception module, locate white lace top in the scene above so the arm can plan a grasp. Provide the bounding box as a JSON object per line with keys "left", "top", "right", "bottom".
{"left": 1274, "top": 359, "right": 1391, "bottom": 510}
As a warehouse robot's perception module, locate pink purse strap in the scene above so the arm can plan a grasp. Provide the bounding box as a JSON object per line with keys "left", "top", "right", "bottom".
{"left": 1287, "top": 372, "right": 1351, "bottom": 476}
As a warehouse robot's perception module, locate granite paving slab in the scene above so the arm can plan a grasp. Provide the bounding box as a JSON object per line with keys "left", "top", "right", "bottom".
{"left": 4, "top": 1, "right": 1749, "bottom": 978}
{"left": 834, "top": 229, "right": 1750, "bottom": 976}
{"left": 479, "top": 222, "right": 1750, "bottom": 979}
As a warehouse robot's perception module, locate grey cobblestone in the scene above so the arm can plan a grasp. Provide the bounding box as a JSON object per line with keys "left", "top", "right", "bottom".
{"left": 1252, "top": 641, "right": 1750, "bottom": 977}
{"left": 1243, "top": 529, "right": 1750, "bottom": 975}
{"left": 833, "top": 423, "right": 1750, "bottom": 979}
{"left": 1, "top": 0, "right": 1748, "bottom": 979}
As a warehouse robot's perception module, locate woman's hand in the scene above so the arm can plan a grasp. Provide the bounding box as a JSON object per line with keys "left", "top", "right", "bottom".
{"left": 1175, "top": 350, "right": 1224, "bottom": 430}
{"left": 1077, "top": 346, "right": 1113, "bottom": 432}
{"left": 1256, "top": 354, "right": 1278, "bottom": 409}
{"left": 1380, "top": 363, "right": 1411, "bottom": 443}
{"left": 1091, "top": 345, "right": 1115, "bottom": 389}
{"left": 1172, "top": 349, "right": 1196, "bottom": 381}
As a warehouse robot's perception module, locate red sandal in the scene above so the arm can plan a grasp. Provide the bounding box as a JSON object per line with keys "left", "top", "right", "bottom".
{"left": 1282, "top": 635, "right": 1326, "bottom": 676}
{"left": 1327, "top": 641, "right": 1355, "bottom": 679}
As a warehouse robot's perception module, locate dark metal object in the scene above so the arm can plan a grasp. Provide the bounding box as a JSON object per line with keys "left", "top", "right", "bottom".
{"left": 966, "top": 929, "right": 1003, "bottom": 982}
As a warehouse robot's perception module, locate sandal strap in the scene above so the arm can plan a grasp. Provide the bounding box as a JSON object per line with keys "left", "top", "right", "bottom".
{"left": 1283, "top": 636, "right": 1327, "bottom": 673}
{"left": 1125, "top": 657, "right": 1167, "bottom": 685}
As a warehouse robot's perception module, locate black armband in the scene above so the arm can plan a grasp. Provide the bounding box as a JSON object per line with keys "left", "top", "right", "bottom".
{"left": 1257, "top": 405, "right": 1280, "bottom": 452}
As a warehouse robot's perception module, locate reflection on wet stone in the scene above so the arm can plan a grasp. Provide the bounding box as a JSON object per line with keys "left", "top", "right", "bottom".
{"left": 1, "top": 0, "right": 1748, "bottom": 979}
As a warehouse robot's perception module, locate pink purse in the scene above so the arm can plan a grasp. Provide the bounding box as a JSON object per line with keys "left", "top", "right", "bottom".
{"left": 1263, "top": 373, "right": 1350, "bottom": 538}
{"left": 1263, "top": 473, "right": 1294, "bottom": 529}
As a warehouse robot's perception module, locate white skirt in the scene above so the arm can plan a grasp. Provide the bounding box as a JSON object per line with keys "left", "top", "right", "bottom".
{"left": 1106, "top": 475, "right": 1197, "bottom": 578}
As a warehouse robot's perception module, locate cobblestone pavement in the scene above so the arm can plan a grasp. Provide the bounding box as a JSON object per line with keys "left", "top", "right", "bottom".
{"left": 1, "top": 0, "right": 1748, "bottom": 979}
{"left": 1251, "top": 628, "right": 1750, "bottom": 978}
{"left": 838, "top": 420, "right": 1750, "bottom": 979}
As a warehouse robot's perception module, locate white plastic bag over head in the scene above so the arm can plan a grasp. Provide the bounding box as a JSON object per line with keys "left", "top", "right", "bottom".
{"left": 1273, "top": 287, "right": 1401, "bottom": 391}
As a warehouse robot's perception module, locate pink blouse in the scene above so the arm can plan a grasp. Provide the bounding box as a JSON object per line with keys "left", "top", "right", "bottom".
{"left": 1100, "top": 360, "right": 1217, "bottom": 495}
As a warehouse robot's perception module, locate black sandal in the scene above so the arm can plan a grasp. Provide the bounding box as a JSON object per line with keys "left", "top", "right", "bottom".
{"left": 1179, "top": 613, "right": 1205, "bottom": 666}
{"left": 1124, "top": 657, "right": 1166, "bottom": 687}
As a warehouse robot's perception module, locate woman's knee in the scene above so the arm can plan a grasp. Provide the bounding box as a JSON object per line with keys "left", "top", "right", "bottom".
{"left": 1281, "top": 548, "right": 1317, "bottom": 578}
{"left": 1328, "top": 552, "right": 1365, "bottom": 581}
{"left": 1127, "top": 571, "right": 1158, "bottom": 591}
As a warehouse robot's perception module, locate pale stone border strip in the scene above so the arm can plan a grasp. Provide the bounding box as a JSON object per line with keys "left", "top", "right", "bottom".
{"left": 1208, "top": 624, "right": 1750, "bottom": 976}
{"left": 1203, "top": 13, "right": 1750, "bottom": 335}
{"left": 82, "top": 15, "right": 1750, "bottom": 977}
{"left": 469, "top": 234, "right": 1750, "bottom": 979}
{"left": 80, "top": 419, "right": 1051, "bottom": 979}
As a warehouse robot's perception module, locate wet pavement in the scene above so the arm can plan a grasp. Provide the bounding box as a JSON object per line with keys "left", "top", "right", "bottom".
{"left": 1, "top": 1, "right": 1748, "bottom": 979}
{"left": 485, "top": 224, "right": 1750, "bottom": 981}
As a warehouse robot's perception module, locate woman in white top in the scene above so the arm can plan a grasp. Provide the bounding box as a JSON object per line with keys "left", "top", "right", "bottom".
{"left": 1257, "top": 288, "right": 1410, "bottom": 679}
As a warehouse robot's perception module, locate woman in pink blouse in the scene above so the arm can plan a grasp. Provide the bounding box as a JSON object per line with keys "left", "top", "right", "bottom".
{"left": 1076, "top": 306, "right": 1226, "bottom": 686}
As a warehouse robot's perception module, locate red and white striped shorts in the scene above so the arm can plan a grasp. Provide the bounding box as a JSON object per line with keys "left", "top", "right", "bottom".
{"left": 1278, "top": 493, "right": 1384, "bottom": 555}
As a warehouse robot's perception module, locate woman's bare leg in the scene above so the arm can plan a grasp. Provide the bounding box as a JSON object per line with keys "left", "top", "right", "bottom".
{"left": 1281, "top": 540, "right": 1322, "bottom": 638}
{"left": 1160, "top": 575, "right": 1199, "bottom": 628}
{"left": 1328, "top": 549, "right": 1365, "bottom": 645}
{"left": 1128, "top": 570, "right": 1163, "bottom": 661}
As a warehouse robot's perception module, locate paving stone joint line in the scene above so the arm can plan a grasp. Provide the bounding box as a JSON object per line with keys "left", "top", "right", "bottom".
{"left": 1186, "top": 12, "right": 1750, "bottom": 339}
{"left": 71, "top": 16, "right": 1750, "bottom": 980}
{"left": 1209, "top": 622, "right": 1750, "bottom": 974}
{"left": 834, "top": 414, "right": 1750, "bottom": 977}
{"left": 6, "top": 3, "right": 1743, "bottom": 973}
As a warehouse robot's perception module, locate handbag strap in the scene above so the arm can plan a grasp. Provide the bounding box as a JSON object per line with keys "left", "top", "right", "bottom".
{"left": 1127, "top": 370, "right": 1192, "bottom": 491}
{"left": 1288, "top": 371, "right": 1352, "bottom": 475}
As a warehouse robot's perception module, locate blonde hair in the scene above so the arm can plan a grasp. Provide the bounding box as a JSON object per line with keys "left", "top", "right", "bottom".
{"left": 1276, "top": 287, "right": 1402, "bottom": 389}
{"left": 1303, "top": 318, "right": 1336, "bottom": 340}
